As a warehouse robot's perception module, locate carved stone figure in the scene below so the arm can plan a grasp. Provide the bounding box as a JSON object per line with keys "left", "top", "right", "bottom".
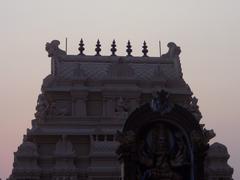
{"left": 45, "top": 40, "right": 66, "bottom": 57}
{"left": 186, "top": 96, "right": 202, "bottom": 121}
{"left": 115, "top": 97, "right": 128, "bottom": 113}
{"left": 34, "top": 94, "right": 49, "bottom": 120}
{"left": 50, "top": 101, "right": 71, "bottom": 116}
{"left": 151, "top": 90, "right": 173, "bottom": 114}
{"left": 55, "top": 135, "right": 75, "bottom": 155}
{"left": 189, "top": 97, "right": 199, "bottom": 109}
{"left": 162, "top": 42, "right": 181, "bottom": 58}
{"left": 137, "top": 123, "right": 189, "bottom": 180}
{"left": 203, "top": 129, "right": 216, "bottom": 143}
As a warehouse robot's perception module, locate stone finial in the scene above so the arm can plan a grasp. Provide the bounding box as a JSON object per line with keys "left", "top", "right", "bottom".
{"left": 162, "top": 42, "right": 181, "bottom": 58}
{"left": 78, "top": 38, "right": 85, "bottom": 55}
{"left": 95, "top": 39, "right": 101, "bottom": 56}
{"left": 45, "top": 40, "right": 66, "bottom": 57}
{"left": 126, "top": 40, "right": 132, "bottom": 56}
{"left": 142, "top": 41, "right": 148, "bottom": 57}
{"left": 111, "top": 39, "right": 117, "bottom": 56}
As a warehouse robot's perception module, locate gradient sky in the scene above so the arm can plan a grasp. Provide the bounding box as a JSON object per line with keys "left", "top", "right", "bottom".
{"left": 0, "top": 0, "right": 239, "bottom": 179}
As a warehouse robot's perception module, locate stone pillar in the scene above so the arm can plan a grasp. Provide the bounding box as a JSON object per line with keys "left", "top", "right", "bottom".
{"left": 71, "top": 91, "right": 88, "bottom": 117}
{"left": 75, "top": 98, "right": 87, "bottom": 116}
{"left": 104, "top": 97, "right": 115, "bottom": 117}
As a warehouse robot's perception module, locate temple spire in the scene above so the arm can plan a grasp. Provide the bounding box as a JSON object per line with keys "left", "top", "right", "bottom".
{"left": 142, "top": 41, "right": 148, "bottom": 57}
{"left": 78, "top": 38, "right": 85, "bottom": 55}
{"left": 126, "top": 40, "right": 132, "bottom": 56}
{"left": 95, "top": 39, "right": 102, "bottom": 56}
{"left": 111, "top": 39, "right": 117, "bottom": 56}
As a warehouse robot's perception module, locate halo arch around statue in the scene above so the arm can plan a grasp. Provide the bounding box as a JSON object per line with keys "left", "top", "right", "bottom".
{"left": 117, "top": 103, "right": 206, "bottom": 180}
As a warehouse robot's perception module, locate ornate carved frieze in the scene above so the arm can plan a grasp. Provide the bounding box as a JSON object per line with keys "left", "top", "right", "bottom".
{"left": 50, "top": 101, "right": 72, "bottom": 117}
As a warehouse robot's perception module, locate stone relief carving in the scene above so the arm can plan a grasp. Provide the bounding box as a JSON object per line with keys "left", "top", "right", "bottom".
{"left": 34, "top": 94, "right": 49, "bottom": 121}
{"left": 116, "top": 123, "right": 191, "bottom": 180}
{"left": 45, "top": 40, "right": 66, "bottom": 57}
{"left": 115, "top": 97, "right": 128, "bottom": 112}
{"left": 191, "top": 125, "right": 215, "bottom": 144}
{"left": 114, "top": 97, "right": 129, "bottom": 118}
{"left": 50, "top": 101, "right": 72, "bottom": 116}
{"left": 162, "top": 42, "right": 181, "bottom": 58}
{"left": 203, "top": 128, "right": 216, "bottom": 144}
{"left": 55, "top": 135, "right": 75, "bottom": 155}
{"left": 182, "top": 96, "right": 202, "bottom": 122}
{"left": 151, "top": 90, "right": 173, "bottom": 115}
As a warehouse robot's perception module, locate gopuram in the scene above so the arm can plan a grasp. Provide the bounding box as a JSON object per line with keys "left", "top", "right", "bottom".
{"left": 9, "top": 39, "right": 233, "bottom": 180}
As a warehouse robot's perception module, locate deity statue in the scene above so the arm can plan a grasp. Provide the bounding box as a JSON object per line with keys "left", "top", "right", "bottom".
{"left": 137, "top": 123, "right": 189, "bottom": 180}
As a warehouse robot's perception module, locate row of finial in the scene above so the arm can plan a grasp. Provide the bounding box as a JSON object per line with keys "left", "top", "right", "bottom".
{"left": 78, "top": 39, "right": 149, "bottom": 57}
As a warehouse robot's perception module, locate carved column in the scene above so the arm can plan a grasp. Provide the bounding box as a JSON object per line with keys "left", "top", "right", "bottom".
{"left": 102, "top": 93, "right": 115, "bottom": 117}
{"left": 71, "top": 91, "right": 88, "bottom": 117}
{"left": 106, "top": 97, "right": 115, "bottom": 117}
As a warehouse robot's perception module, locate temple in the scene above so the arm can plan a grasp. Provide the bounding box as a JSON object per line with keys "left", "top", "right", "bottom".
{"left": 8, "top": 39, "right": 233, "bottom": 180}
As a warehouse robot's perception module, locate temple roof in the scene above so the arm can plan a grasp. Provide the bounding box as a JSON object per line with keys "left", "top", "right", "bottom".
{"left": 43, "top": 40, "right": 190, "bottom": 94}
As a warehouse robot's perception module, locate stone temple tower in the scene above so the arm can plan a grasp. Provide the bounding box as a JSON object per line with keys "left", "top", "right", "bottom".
{"left": 9, "top": 40, "right": 233, "bottom": 180}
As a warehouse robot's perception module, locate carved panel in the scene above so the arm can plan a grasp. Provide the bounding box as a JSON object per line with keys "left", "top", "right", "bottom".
{"left": 50, "top": 100, "right": 72, "bottom": 116}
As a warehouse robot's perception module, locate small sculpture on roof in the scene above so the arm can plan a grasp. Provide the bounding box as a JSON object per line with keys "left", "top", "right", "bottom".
{"left": 162, "top": 42, "right": 181, "bottom": 58}
{"left": 45, "top": 40, "right": 66, "bottom": 57}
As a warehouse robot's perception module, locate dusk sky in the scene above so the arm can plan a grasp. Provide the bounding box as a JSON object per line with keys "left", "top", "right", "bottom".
{"left": 0, "top": 0, "right": 239, "bottom": 179}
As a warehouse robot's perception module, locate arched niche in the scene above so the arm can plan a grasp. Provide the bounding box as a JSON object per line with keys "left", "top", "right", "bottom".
{"left": 117, "top": 103, "right": 208, "bottom": 180}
